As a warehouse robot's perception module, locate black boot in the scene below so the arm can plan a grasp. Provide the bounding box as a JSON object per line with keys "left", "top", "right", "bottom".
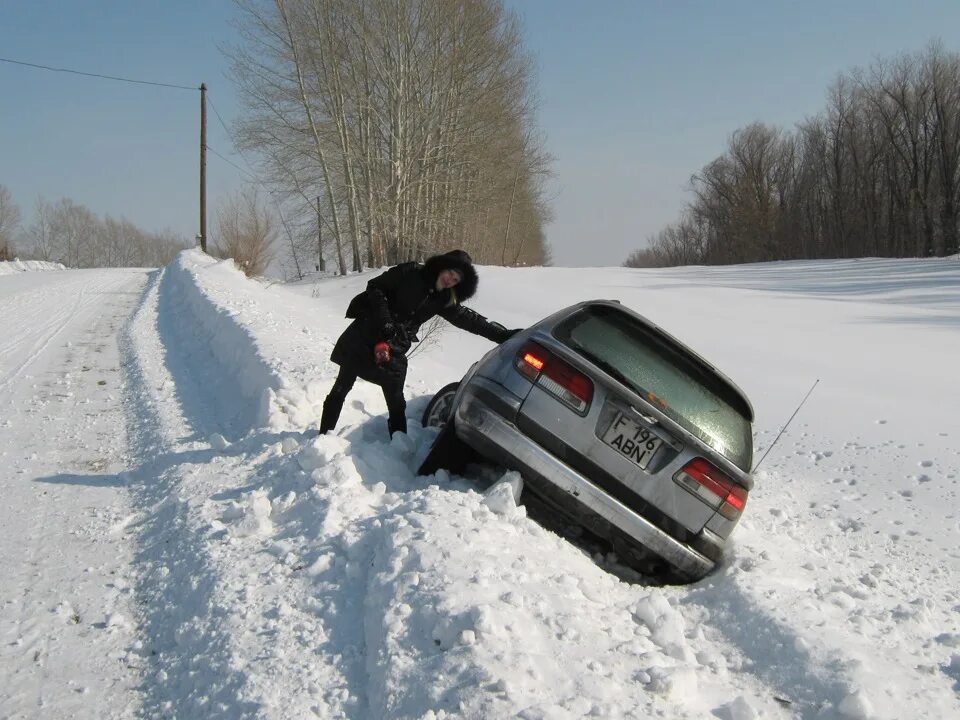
{"left": 382, "top": 378, "right": 407, "bottom": 436}
{"left": 319, "top": 394, "right": 344, "bottom": 435}
{"left": 319, "top": 369, "right": 357, "bottom": 435}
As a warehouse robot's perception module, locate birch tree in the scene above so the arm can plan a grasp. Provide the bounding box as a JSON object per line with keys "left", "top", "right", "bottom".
{"left": 230, "top": 0, "right": 551, "bottom": 273}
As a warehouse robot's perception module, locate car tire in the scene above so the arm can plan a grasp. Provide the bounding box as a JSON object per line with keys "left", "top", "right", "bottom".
{"left": 421, "top": 381, "right": 460, "bottom": 428}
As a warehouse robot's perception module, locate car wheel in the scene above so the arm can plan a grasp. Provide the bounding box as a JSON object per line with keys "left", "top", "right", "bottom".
{"left": 421, "top": 381, "right": 460, "bottom": 428}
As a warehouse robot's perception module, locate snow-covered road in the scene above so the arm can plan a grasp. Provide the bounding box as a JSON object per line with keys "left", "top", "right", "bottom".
{"left": 1, "top": 253, "right": 958, "bottom": 719}
{"left": 0, "top": 268, "right": 146, "bottom": 719}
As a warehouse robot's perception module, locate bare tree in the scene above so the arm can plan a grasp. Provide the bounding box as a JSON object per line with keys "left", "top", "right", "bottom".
{"left": 19, "top": 195, "right": 188, "bottom": 267}
{"left": 38, "top": 199, "right": 99, "bottom": 268}
{"left": 273, "top": 196, "right": 328, "bottom": 280}
{"left": 229, "top": 0, "right": 552, "bottom": 274}
{"left": 24, "top": 198, "right": 55, "bottom": 261}
{"left": 214, "top": 188, "right": 278, "bottom": 276}
{"left": 277, "top": 205, "right": 304, "bottom": 280}
{"left": 627, "top": 42, "right": 960, "bottom": 267}
{"left": 0, "top": 185, "right": 21, "bottom": 260}
{"left": 926, "top": 42, "right": 960, "bottom": 255}
{"left": 623, "top": 246, "right": 669, "bottom": 268}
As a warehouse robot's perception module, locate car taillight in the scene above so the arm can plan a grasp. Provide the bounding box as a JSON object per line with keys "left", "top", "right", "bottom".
{"left": 516, "top": 342, "right": 593, "bottom": 413}
{"left": 673, "top": 458, "right": 748, "bottom": 520}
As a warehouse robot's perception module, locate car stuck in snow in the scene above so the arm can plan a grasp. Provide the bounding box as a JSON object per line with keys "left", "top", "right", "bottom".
{"left": 419, "top": 300, "right": 755, "bottom": 582}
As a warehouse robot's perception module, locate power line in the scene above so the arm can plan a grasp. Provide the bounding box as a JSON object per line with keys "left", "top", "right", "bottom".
{"left": 205, "top": 143, "right": 260, "bottom": 184}
{"left": 207, "top": 92, "right": 262, "bottom": 179}
{"left": 0, "top": 56, "right": 197, "bottom": 91}
{"left": 206, "top": 143, "right": 290, "bottom": 204}
{"left": 4, "top": 53, "right": 317, "bottom": 236}
{"left": 206, "top": 92, "right": 309, "bottom": 229}
{"left": 206, "top": 92, "right": 274, "bottom": 193}
{"left": 205, "top": 141, "right": 319, "bottom": 235}
{"left": 207, "top": 94, "right": 235, "bottom": 144}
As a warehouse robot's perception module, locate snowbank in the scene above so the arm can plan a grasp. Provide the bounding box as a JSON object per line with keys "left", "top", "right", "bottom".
{"left": 161, "top": 250, "right": 288, "bottom": 431}
{"left": 0, "top": 259, "right": 66, "bottom": 275}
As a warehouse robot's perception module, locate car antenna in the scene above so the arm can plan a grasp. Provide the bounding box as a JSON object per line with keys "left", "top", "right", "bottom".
{"left": 751, "top": 379, "right": 820, "bottom": 473}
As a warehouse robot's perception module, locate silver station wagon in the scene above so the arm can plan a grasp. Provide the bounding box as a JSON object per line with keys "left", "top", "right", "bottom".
{"left": 419, "top": 300, "right": 754, "bottom": 583}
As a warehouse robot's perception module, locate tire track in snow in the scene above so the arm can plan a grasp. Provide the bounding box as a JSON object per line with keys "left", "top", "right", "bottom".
{"left": 0, "top": 282, "right": 88, "bottom": 394}
{"left": 0, "top": 269, "right": 145, "bottom": 719}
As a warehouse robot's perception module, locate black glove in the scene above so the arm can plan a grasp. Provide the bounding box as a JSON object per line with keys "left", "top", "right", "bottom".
{"left": 386, "top": 323, "right": 411, "bottom": 344}
{"left": 382, "top": 322, "right": 404, "bottom": 342}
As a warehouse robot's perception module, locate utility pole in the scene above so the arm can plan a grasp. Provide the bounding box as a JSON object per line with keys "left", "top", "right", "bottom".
{"left": 316, "top": 195, "right": 325, "bottom": 272}
{"left": 199, "top": 82, "right": 208, "bottom": 253}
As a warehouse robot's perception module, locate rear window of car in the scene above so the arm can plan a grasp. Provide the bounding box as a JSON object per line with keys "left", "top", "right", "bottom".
{"left": 554, "top": 306, "right": 753, "bottom": 471}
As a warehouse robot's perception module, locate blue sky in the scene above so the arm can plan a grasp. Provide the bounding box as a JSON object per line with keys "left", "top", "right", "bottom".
{"left": 3, "top": 1, "right": 960, "bottom": 266}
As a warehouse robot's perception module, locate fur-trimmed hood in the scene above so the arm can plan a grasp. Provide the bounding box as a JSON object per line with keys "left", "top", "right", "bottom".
{"left": 422, "top": 249, "right": 478, "bottom": 301}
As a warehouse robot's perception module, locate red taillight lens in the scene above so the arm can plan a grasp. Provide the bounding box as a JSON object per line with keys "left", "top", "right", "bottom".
{"left": 674, "top": 458, "right": 748, "bottom": 520}
{"left": 519, "top": 350, "right": 545, "bottom": 374}
{"left": 516, "top": 342, "right": 594, "bottom": 413}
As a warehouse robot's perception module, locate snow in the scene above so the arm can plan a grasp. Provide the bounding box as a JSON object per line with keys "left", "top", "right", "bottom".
{"left": 0, "top": 259, "right": 66, "bottom": 275}
{"left": 1, "top": 249, "right": 958, "bottom": 718}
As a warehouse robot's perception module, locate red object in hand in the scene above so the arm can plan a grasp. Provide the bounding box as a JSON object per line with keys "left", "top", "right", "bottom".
{"left": 374, "top": 341, "right": 391, "bottom": 365}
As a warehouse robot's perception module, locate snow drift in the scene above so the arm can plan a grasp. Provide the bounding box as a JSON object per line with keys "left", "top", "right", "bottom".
{"left": 0, "top": 258, "right": 66, "bottom": 275}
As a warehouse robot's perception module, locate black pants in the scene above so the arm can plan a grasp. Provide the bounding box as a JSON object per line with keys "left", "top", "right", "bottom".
{"left": 319, "top": 366, "right": 407, "bottom": 436}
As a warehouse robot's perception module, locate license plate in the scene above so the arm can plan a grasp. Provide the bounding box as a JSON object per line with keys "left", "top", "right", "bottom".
{"left": 602, "top": 412, "right": 663, "bottom": 470}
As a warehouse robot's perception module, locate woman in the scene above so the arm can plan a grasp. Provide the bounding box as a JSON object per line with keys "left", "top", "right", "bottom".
{"left": 319, "top": 249, "right": 520, "bottom": 437}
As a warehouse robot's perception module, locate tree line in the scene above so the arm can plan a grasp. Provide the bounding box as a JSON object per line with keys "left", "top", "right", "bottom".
{"left": 230, "top": 0, "right": 552, "bottom": 279}
{"left": 626, "top": 42, "right": 960, "bottom": 268}
{"left": 0, "top": 184, "right": 190, "bottom": 268}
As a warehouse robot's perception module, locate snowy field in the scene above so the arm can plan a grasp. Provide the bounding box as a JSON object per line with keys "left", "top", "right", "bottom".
{"left": 1, "top": 250, "right": 958, "bottom": 719}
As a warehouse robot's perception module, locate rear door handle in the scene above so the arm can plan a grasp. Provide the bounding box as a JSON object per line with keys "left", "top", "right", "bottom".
{"left": 630, "top": 405, "right": 683, "bottom": 451}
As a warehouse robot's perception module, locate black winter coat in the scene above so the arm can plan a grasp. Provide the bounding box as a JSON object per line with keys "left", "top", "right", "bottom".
{"left": 330, "top": 253, "right": 511, "bottom": 384}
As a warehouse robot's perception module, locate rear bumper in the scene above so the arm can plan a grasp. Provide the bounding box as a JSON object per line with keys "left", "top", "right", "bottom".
{"left": 453, "top": 388, "right": 715, "bottom": 580}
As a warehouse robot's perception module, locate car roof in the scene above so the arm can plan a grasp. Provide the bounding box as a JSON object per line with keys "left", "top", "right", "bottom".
{"left": 554, "top": 300, "right": 755, "bottom": 423}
